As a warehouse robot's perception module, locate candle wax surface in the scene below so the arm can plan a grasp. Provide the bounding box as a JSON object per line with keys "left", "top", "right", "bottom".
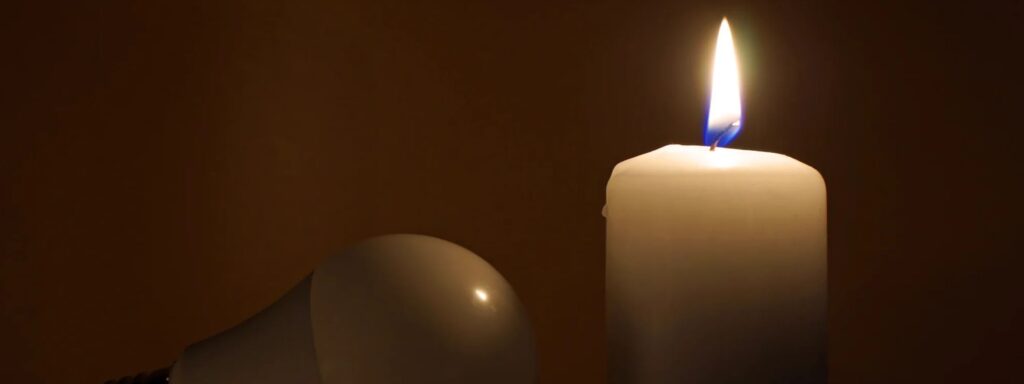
{"left": 606, "top": 144, "right": 827, "bottom": 383}
{"left": 609, "top": 144, "right": 821, "bottom": 178}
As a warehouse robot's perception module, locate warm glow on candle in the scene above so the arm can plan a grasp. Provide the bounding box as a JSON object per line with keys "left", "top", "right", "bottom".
{"left": 706, "top": 18, "right": 743, "bottom": 148}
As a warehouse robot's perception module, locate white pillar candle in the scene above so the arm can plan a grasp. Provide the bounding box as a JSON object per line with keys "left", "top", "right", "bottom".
{"left": 605, "top": 19, "right": 827, "bottom": 383}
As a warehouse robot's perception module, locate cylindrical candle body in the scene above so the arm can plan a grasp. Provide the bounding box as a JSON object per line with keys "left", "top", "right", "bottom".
{"left": 606, "top": 145, "right": 827, "bottom": 383}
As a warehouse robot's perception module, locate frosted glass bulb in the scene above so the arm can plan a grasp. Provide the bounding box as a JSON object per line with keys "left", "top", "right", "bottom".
{"left": 162, "top": 234, "right": 536, "bottom": 384}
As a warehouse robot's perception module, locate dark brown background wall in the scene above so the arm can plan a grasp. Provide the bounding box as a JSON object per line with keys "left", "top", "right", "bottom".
{"left": 2, "top": 0, "right": 1022, "bottom": 382}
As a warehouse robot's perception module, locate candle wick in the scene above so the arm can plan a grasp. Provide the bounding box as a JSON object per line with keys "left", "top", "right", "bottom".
{"left": 708, "top": 121, "right": 739, "bottom": 151}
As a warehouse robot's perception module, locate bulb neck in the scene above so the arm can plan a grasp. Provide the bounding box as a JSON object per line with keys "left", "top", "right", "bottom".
{"left": 104, "top": 366, "right": 171, "bottom": 384}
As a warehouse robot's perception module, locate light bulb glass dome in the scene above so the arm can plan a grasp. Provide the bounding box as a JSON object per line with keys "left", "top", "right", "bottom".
{"left": 169, "top": 234, "right": 536, "bottom": 384}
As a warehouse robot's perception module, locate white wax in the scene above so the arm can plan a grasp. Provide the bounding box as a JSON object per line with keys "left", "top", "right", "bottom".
{"left": 606, "top": 144, "right": 827, "bottom": 383}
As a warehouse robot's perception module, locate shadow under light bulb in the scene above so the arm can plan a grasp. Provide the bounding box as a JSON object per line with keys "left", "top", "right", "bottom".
{"left": 110, "top": 234, "right": 536, "bottom": 384}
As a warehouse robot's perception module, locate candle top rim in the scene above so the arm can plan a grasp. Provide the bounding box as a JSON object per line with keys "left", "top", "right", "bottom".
{"left": 610, "top": 144, "right": 820, "bottom": 178}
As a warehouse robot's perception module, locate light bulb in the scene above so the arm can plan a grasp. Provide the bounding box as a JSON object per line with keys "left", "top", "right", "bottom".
{"left": 109, "top": 234, "right": 536, "bottom": 384}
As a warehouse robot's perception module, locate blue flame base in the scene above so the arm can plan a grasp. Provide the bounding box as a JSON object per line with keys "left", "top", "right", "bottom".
{"left": 704, "top": 120, "right": 742, "bottom": 148}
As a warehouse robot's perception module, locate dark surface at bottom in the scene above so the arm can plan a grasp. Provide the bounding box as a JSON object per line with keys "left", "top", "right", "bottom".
{"left": 104, "top": 367, "right": 170, "bottom": 384}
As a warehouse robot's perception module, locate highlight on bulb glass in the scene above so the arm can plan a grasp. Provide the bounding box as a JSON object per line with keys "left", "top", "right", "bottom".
{"left": 109, "top": 234, "right": 536, "bottom": 384}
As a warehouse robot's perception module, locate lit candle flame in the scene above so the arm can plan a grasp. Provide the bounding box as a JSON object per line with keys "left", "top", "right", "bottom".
{"left": 706, "top": 18, "right": 742, "bottom": 149}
